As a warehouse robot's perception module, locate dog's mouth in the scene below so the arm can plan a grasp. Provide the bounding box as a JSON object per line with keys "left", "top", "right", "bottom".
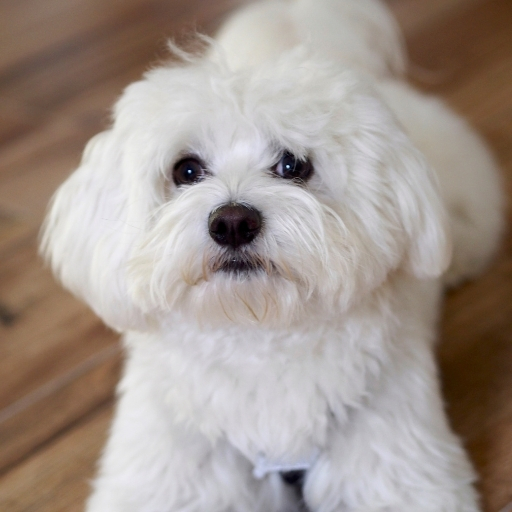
{"left": 220, "top": 258, "right": 261, "bottom": 274}
{"left": 210, "top": 254, "right": 273, "bottom": 277}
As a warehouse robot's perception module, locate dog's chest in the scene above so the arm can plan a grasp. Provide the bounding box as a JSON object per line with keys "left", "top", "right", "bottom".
{"left": 134, "top": 319, "right": 388, "bottom": 465}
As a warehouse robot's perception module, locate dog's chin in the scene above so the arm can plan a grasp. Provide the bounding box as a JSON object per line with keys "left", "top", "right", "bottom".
{"left": 168, "top": 256, "right": 307, "bottom": 328}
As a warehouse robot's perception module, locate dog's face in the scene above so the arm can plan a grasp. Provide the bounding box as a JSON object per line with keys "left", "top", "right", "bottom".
{"left": 41, "top": 52, "right": 451, "bottom": 330}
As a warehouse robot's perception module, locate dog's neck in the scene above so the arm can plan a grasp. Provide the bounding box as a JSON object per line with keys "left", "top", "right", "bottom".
{"left": 134, "top": 273, "right": 409, "bottom": 366}
{"left": 122, "top": 273, "right": 440, "bottom": 470}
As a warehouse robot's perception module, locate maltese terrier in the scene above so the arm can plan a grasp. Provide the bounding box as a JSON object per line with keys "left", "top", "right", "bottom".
{"left": 41, "top": 0, "right": 503, "bottom": 511}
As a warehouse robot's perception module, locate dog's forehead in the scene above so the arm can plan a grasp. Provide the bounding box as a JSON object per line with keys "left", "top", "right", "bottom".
{"left": 147, "top": 58, "right": 352, "bottom": 155}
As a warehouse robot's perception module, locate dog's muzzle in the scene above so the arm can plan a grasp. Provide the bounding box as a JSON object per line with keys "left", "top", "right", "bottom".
{"left": 208, "top": 202, "right": 268, "bottom": 275}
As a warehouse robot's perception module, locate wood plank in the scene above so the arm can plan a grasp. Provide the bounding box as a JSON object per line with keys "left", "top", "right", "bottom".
{"left": 0, "top": 0, "right": 242, "bottom": 110}
{"left": 0, "top": 201, "right": 120, "bottom": 474}
{"left": 468, "top": 414, "right": 512, "bottom": 512}
{"left": 0, "top": 347, "right": 120, "bottom": 473}
{"left": 0, "top": 404, "right": 113, "bottom": 512}
{"left": 0, "top": 213, "right": 35, "bottom": 258}
{"left": 387, "top": 0, "right": 483, "bottom": 35}
{"left": 0, "top": 115, "right": 93, "bottom": 218}
{"left": 0, "top": 237, "right": 119, "bottom": 409}
{"left": 0, "top": 96, "right": 44, "bottom": 147}
{"left": 0, "top": 75, "right": 131, "bottom": 219}
{"left": 0, "top": 0, "right": 241, "bottom": 78}
{"left": 406, "top": 0, "right": 512, "bottom": 97}
{"left": 0, "top": 0, "right": 156, "bottom": 72}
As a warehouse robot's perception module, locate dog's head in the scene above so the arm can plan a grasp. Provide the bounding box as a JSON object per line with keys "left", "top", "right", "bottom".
{"left": 41, "top": 51, "right": 451, "bottom": 330}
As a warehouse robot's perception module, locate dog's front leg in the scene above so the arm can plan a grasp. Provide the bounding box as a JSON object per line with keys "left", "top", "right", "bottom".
{"left": 85, "top": 375, "right": 283, "bottom": 512}
{"left": 302, "top": 341, "right": 480, "bottom": 512}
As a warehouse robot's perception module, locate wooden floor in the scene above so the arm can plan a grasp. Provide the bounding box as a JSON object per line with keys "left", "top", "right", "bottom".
{"left": 0, "top": 0, "right": 510, "bottom": 510}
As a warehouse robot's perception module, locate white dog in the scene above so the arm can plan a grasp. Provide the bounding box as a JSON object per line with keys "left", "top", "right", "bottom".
{"left": 41, "top": 0, "right": 504, "bottom": 510}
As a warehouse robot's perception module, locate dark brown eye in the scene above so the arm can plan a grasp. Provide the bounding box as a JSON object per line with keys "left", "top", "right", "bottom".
{"left": 273, "top": 151, "right": 313, "bottom": 181}
{"left": 172, "top": 157, "right": 207, "bottom": 186}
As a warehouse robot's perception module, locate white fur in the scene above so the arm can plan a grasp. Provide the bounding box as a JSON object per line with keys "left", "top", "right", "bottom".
{"left": 40, "top": 0, "right": 503, "bottom": 511}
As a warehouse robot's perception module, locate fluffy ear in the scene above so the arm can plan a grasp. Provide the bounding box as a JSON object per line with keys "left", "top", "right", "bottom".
{"left": 392, "top": 139, "right": 453, "bottom": 279}
{"left": 343, "top": 88, "right": 452, "bottom": 281}
{"left": 40, "top": 128, "right": 146, "bottom": 332}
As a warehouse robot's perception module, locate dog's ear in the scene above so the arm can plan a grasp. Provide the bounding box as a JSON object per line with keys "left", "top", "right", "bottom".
{"left": 341, "top": 90, "right": 452, "bottom": 281}
{"left": 391, "top": 139, "right": 452, "bottom": 279}
{"left": 40, "top": 127, "right": 147, "bottom": 332}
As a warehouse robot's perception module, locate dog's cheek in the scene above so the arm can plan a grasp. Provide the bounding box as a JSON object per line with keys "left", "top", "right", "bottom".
{"left": 317, "top": 209, "right": 392, "bottom": 310}
{"left": 126, "top": 230, "right": 202, "bottom": 316}
{"left": 125, "top": 188, "right": 223, "bottom": 317}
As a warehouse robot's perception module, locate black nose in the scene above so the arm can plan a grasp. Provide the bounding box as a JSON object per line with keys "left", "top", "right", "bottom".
{"left": 208, "top": 203, "right": 262, "bottom": 249}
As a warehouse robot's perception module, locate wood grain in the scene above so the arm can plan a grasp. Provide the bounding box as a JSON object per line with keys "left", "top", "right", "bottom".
{"left": 0, "top": 0, "right": 510, "bottom": 510}
{"left": 0, "top": 405, "right": 113, "bottom": 512}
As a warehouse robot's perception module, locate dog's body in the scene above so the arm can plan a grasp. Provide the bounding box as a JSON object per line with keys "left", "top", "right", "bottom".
{"left": 41, "top": 1, "right": 503, "bottom": 511}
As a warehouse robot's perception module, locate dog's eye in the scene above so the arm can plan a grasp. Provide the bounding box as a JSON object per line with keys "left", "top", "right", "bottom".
{"left": 273, "top": 152, "right": 313, "bottom": 181}
{"left": 172, "top": 157, "right": 207, "bottom": 186}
